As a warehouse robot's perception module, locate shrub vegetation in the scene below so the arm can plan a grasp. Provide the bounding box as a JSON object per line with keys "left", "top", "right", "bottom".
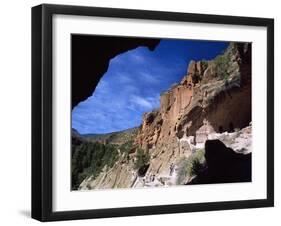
{"left": 176, "top": 149, "right": 206, "bottom": 185}
{"left": 134, "top": 148, "right": 150, "bottom": 170}
{"left": 214, "top": 53, "right": 231, "bottom": 81}
{"left": 201, "top": 60, "right": 208, "bottom": 71}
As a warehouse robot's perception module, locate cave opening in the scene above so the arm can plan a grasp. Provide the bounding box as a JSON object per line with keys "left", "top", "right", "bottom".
{"left": 229, "top": 122, "right": 234, "bottom": 132}
{"left": 137, "top": 164, "right": 150, "bottom": 177}
{"left": 71, "top": 35, "right": 160, "bottom": 109}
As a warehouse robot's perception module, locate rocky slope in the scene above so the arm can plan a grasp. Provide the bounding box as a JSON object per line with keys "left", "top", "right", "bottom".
{"left": 77, "top": 42, "right": 252, "bottom": 190}
{"left": 71, "top": 128, "right": 138, "bottom": 190}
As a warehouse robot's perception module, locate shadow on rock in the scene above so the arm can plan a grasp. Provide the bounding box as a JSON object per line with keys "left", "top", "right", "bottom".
{"left": 188, "top": 139, "right": 251, "bottom": 185}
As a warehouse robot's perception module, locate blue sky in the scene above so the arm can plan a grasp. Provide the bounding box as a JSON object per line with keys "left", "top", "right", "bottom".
{"left": 72, "top": 39, "right": 228, "bottom": 134}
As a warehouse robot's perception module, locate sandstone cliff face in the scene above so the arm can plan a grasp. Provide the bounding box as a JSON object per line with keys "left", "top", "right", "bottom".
{"left": 135, "top": 67, "right": 195, "bottom": 151}
{"left": 136, "top": 43, "right": 250, "bottom": 145}
{"left": 133, "top": 42, "right": 252, "bottom": 187}
{"left": 78, "top": 42, "right": 252, "bottom": 190}
{"left": 176, "top": 43, "right": 251, "bottom": 141}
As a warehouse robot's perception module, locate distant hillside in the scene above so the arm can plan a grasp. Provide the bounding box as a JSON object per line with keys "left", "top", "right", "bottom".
{"left": 72, "top": 128, "right": 84, "bottom": 146}
{"left": 71, "top": 127, "right": 139, "bottom": 190}
{"left": 82, "top": 127, "right": 139, "bottom": 145}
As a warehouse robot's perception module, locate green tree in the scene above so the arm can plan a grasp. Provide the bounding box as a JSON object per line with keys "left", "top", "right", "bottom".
{"left": 134, "top": 148, "right": 150, "bottom": 170}
{"left": 71, "top": 141, "right": 119, "bottom": 190}
{"left": 201, "top": 60, "right": 208, "bottom": 71}
{"left": 176, "top": 149, "right": 206, "bottom": 185}
{"left": 120, "top": 140, "right": 133, "bottom": 154}
{"left": 214, "top": 54, "right": 230, "bottom": 80}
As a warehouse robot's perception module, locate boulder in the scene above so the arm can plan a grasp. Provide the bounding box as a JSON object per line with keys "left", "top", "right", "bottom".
{"left": 188, "top": 139, "right": 251, "bottom": 184}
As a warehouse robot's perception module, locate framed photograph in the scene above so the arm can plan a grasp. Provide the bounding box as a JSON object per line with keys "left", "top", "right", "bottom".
{"left": 32, "top": 4, "right": 274, "bottom": 221}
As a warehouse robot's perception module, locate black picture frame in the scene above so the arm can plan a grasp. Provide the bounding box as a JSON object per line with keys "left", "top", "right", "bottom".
{"left": 32, "top": 3, "right": 274, "bottom": 222}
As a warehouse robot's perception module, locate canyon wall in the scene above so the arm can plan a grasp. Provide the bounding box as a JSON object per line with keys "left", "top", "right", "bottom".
{"left": 135, "top": 42, "right": 251, "bottom": 149}
{"left": 131, "top": 42, "right": 252, "bottom": 187}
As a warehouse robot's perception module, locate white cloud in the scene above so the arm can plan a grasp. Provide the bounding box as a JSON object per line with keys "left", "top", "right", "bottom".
{"left": 129, "top": 50, "right": 145, "bottom": 63}
{"left": 130, "top": 95, "right": 159, "bottom": 110}
{"left": 138, "top": 71, "right": 159, "bottom": 84}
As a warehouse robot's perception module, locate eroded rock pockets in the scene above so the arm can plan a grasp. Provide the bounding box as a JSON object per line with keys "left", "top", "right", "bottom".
{"left": 135, "top": 42, "right": 252, "bottom": 151}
